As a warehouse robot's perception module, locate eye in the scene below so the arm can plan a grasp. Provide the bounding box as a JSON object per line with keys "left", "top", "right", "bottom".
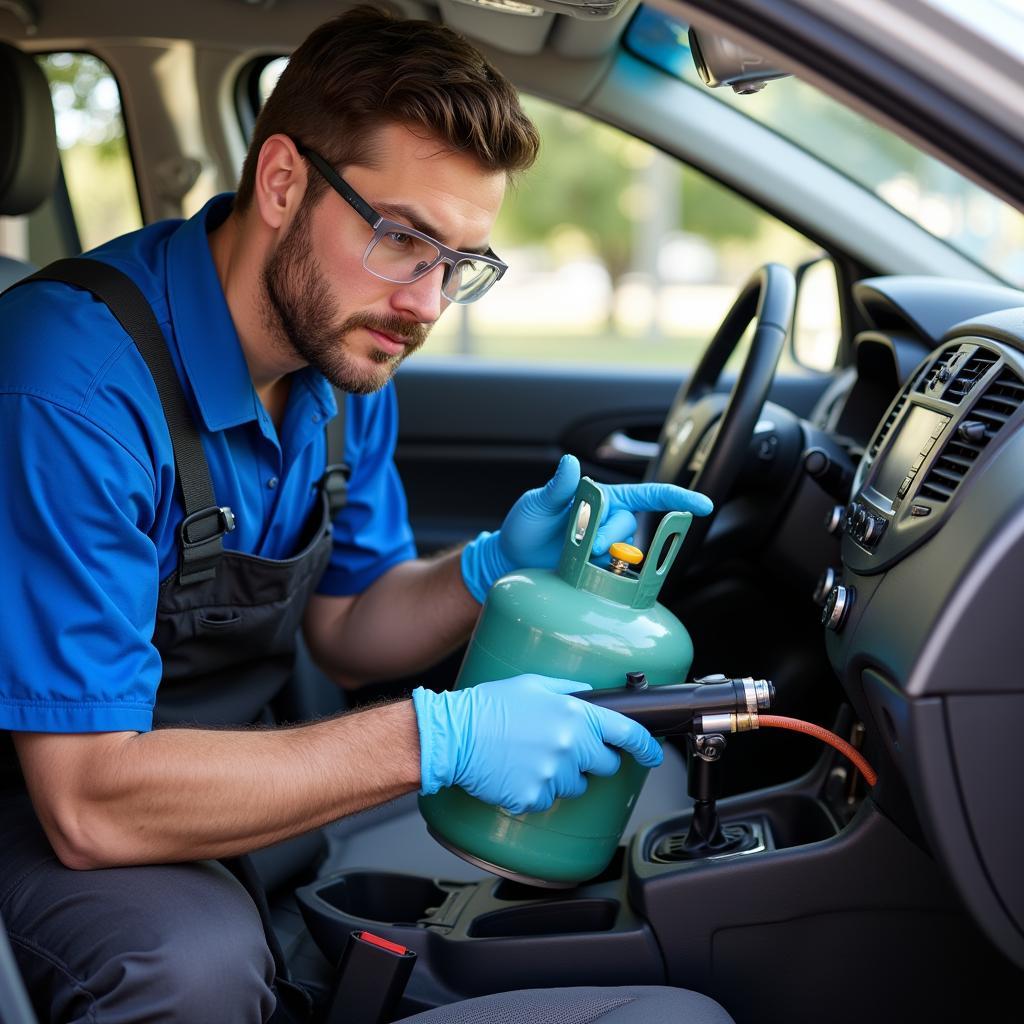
{"left": 383, "top": 230, "right": 414, "bottom": 249}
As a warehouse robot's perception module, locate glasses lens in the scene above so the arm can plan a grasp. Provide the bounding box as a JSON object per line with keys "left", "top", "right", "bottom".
{"left": 445, "top": 259, "right": 500, "bottom": 303}
{"left": 365, "top": 228, "right": 441, "bottom": 283}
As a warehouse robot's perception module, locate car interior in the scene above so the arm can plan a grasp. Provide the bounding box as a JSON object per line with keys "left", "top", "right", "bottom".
{"left": 1, "top": 1, "right": 1023, "bottom": 1022}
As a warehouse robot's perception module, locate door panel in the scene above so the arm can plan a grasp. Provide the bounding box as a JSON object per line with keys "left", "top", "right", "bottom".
{"left": 394, "top": 358, "right": 831, "bottom": 554}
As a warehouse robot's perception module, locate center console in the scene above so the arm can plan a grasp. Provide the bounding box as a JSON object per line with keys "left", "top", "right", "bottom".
{"left": 292, "top": 750, "right": 997, "bottom": 1023}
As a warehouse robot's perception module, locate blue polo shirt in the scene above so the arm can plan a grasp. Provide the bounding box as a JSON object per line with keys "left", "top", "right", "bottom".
{"left": 0, "top": 194, "right": 416, "bottom": 734}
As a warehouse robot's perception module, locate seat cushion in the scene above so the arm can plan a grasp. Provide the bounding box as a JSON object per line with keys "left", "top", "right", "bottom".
{"left": 395, "top": 985, "right": 735, "bottom": 1024}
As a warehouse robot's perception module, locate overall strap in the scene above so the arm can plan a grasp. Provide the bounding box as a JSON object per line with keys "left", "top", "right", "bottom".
{"left": 13, "top": 257, "right": 235, "bottom": 585}
{"left": 322, "top": 388, "right": 349, "bottom": 520}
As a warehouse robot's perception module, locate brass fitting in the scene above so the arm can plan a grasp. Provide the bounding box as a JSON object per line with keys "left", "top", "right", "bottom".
{"left": 694, "top": 711, "right": 760, "bottom": 733}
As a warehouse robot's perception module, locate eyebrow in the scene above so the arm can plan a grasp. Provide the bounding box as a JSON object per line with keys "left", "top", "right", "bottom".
{"left": 374, "top": 201, "right": 491, "bottom": 257}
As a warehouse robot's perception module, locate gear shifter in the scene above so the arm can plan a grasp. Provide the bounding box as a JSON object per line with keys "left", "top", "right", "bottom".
{"left": 652, "top": 730, "right": 762, "bottom": 861}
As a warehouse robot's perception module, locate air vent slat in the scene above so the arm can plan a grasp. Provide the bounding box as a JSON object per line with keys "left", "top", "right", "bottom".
{"left": 919, "top": 480, "right": 955, "bottom": 501}
{"left": 937, "top": 451, "right": 974, "bottom": 473}
{"left": 916, "top": 364, "right": 1023, "bottom": 503}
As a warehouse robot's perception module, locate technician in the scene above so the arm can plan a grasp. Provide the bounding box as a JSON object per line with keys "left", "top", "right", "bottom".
{"left": 0, "top": 7, "right": 712, "bottom": 1021}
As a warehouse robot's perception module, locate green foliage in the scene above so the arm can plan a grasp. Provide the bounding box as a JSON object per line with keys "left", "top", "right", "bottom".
{"left": 498, "top": 99, "right": 635, "bottom": 278}
{"left": 496, "top": 96, "right": 773, "bottom": 281}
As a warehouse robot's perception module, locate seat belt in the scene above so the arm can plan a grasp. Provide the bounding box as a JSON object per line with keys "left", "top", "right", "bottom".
{"left": 10, "top": 257, "right": 236, "bottom": 585}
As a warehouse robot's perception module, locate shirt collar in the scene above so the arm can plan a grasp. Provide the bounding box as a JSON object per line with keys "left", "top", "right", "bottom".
{"left": 165, "top": 193, "right": 339, "bottom": 433}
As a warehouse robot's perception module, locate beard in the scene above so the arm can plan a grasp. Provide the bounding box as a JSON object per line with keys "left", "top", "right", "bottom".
{"left": 260, "top": 196, "right": 428, "bottom": 395}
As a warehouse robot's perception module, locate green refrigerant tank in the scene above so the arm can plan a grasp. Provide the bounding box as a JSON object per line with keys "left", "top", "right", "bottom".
{"left": 419, "top": 477, "right": 694, "bottom": 887}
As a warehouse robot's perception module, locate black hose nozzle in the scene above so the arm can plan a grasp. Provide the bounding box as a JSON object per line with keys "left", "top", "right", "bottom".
{"left": 574, "top": 676, "right": 774, "bottom": 736}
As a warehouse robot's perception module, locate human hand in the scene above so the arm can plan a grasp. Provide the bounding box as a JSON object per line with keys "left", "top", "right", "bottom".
{"left": 460, "top": 454, "right": 713, "bottom": 602}
{"left": 413, "top": 674, "right": 663, "bottom": 815}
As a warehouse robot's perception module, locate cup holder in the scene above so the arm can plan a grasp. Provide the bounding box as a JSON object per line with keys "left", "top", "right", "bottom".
{"left": 468, "top": 899, "right": 619, "bottom": 938}
{"left": 313, "top": 871, "right": 447, "bottom": 924}
{"left": 297, "top": 871, "right": 453, "bottom": 967}
{"left": 296, "top": 869, "right": 662, "bottom": 997}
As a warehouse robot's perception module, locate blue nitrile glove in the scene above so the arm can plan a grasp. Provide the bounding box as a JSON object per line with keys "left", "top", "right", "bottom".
{"left": 460, "top": 453, "right": 714, "bottom": 602}
{"left": 413, "top": 675, "right": 664, "bottom": 815}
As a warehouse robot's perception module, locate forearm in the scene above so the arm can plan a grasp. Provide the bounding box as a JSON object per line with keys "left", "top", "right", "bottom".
{"left": 15, "top": 700, "right": 420, "bottom": 869}
{"left": 306, "top": 548, "right": 480, "bottom": 682}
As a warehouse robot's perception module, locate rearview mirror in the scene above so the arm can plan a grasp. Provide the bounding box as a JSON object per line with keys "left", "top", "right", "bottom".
{"left": 792, "top": 256, "right": 842, "bottom": 372}
{"left": 688, "top": 26, "right": 791, "bottom": 94}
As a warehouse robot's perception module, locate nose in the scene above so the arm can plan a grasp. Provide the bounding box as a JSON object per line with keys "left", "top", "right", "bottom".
{"left": 391, "top": 263, "right": 449, "bottom": 323}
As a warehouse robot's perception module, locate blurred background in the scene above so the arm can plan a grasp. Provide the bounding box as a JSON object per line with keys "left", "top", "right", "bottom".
{"left": 5, "top": 29, "right": 1022, "bottom": 376}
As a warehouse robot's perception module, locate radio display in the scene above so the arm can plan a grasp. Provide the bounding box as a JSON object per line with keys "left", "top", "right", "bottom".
{"left": 870, "top": 406, "right": 950, "bottom": 502}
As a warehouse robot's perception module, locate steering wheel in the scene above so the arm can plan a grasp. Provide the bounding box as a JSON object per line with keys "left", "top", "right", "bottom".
{"left": 643, "top": 263, "right": 796, "bottom": 560}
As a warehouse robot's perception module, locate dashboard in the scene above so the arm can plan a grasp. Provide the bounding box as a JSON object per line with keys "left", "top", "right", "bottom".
{"left": 819, "top": 278, "right": 1024, "bottom": 968}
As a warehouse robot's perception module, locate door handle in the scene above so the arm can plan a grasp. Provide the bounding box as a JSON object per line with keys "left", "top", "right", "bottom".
{"left": 596, "top": 430, "right": 659, "bottom": 461}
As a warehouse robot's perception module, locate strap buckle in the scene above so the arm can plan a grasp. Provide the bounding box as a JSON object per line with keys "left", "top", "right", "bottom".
{"left": 321, "top": 463, "right": 351, "bottom": 519}
{"left": 178, "top": 505, "right": 236, "bottom": 585}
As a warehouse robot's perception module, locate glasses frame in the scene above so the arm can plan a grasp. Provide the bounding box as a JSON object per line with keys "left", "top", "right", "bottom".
{"left": 294, "top": 141, "right": 507, "bottom": 304}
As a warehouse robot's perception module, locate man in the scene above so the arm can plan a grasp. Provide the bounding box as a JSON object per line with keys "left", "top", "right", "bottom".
{"left": 0, "top": 7, "right": 712, "bottom": 1020}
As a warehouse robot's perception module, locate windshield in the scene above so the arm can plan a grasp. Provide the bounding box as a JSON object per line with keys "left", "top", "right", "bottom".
{"left": 925, "top": 0, "right": 1024, "bottom": 61}
{"left": 626, "top": 5, "right": 1024, "bottom": 286}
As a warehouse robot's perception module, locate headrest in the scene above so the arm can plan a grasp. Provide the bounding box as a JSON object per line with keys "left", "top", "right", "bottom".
{"left": 0, "top": 41, "right": 58, "bottom": 216}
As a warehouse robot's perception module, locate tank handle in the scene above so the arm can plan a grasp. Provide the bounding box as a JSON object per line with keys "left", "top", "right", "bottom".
{"left": 632, "top": 511, "right": 692, "bottom": 609}
{"left": 556, "top": 476, "right": 606, "bottom": 590}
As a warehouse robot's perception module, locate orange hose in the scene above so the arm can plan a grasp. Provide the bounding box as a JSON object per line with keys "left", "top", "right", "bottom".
{"left": 758, "top": 715, "right": 878, "bottom": 787}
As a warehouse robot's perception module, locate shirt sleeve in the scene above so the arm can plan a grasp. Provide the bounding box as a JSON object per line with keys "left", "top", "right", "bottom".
{"left": 316, "top": 385, "right": 418, "bottom": 596}
{"left": 0, "top": 394, "right": 162, "bottom": 733}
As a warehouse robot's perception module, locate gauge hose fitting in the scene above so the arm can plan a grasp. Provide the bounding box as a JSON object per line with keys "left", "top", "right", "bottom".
{"left": 692, "top": 711, "right": 879, "bottom": 787}
{"left": 577, "top": 672, "right": 877, "bottom": 787}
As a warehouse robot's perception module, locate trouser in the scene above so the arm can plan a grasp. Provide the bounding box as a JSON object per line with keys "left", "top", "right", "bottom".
{"left": 1, "top": 793, "right": 278, "bottom": 1023}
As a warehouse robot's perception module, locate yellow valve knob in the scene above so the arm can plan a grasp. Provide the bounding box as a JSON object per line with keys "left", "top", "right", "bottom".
{"left": 608, "top": 542, "right": 644, "bottom": 566}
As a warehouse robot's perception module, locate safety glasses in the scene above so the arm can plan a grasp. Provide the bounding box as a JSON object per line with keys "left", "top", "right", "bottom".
{"left": 295, "top": 141, "right": 507, "bottom": 304}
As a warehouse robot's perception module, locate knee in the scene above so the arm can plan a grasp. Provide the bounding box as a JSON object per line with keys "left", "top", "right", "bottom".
{"left": 89, "top": 862, "right": 277, "bottom": 1023}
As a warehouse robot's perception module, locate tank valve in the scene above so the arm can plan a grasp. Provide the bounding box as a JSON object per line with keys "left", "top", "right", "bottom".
{"left": 608, "top": 542, "right": 644, "bottom": 575}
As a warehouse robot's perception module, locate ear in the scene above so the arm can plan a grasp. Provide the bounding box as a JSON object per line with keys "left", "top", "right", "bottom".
{"left": 252, "top": 134, "right": 307, "bottom": 231}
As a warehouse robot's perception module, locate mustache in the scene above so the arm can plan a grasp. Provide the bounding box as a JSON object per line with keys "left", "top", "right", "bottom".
{"left": 339, "top": 312, "right": 428, "bottom": 349}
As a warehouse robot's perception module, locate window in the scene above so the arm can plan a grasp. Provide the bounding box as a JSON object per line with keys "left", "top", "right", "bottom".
{"left": 626, "top": 4, "right": 1024, "bottom": 286}
{"left": 37, "top": 52, "right": 142, "bottom": 252}
{"left": 257, "top": 56, "right": 288, "bottom": 107}
{"left": 427, "top": 97, "right": 820, "bottom": 368}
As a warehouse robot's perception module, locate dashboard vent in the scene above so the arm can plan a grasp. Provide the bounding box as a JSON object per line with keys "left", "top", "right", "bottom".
{"left": 972, "top": 368, "right": 1024, "bottom": 432}
{"left": 868, "top": 393, "right": 907, "bottom": 459}
{"left": 944, "top": 349, "right": 998, "bottom": 403}
{"left": 918, "top": 366, "right": 1024, "bottom": 503}
{"left": 916, "top": 349, "right": 958, "bottom": 394}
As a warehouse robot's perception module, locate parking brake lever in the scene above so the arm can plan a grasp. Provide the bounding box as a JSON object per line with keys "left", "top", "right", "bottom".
{"left": 574, "top": 673, "right": 774, "bottom": 735}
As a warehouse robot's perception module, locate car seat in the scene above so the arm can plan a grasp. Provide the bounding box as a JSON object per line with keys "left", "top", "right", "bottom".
{"left": 0, "top": 40, "right": 59, "bottom": 287}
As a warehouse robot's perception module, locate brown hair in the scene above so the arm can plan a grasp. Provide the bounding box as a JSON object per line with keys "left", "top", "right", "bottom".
{"left": 235, "top": 5, "right": 540, "bottom": 211}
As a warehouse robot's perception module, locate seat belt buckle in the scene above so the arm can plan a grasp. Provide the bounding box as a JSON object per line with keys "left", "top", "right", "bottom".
{"left": 177, "top": 505, "right": 236, "bottom": 585}
{"left": 325, "top": 929, "right": 417, "bottom": 1024}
